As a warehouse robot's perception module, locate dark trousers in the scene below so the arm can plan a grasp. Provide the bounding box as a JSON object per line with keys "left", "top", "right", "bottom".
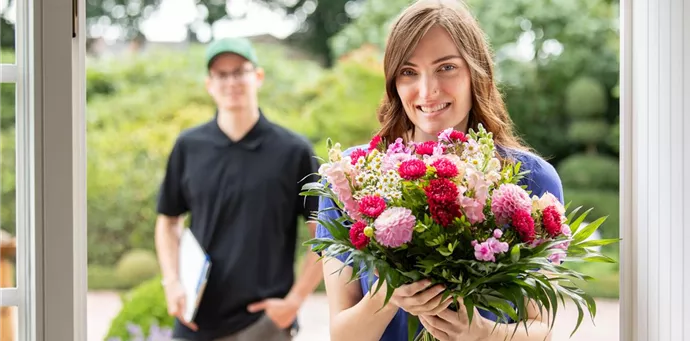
{"left": 172, "top": 314, "right": 293, "bottom": 341}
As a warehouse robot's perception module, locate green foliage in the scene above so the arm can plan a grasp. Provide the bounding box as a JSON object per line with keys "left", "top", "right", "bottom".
{"left": 567, "top": 119, "right": 611, "bottom": 147}
{"left": 563, "top": 188, "right": 619, "bottom": 239}
{"left": 1, "top": 83, "right": 15, "bottom": 130}
{"left": 565, "top": 77, "right": 609, "bottom": 118}
{"left": 89, "top": 265, "right": 129, "bottom": 291}
{"left": 1, "top": 127, "right": 15, "bottom": 236}
{"left": 115, "top": 249, "right": 160, "bottom": 289}
{"left": 558, "top": 154, "right": 619, "bottom": 190}
{"left": 105, "top": 276, "right": 173, "bottom": 341}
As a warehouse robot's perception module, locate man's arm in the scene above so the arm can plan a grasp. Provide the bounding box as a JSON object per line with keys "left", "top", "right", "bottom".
{"left": 155, "top": 214, "right": 184, "bottom": 285}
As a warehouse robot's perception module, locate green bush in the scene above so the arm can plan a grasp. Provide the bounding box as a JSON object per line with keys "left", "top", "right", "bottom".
{"left": 105, "top": 276, "right": 173, "bottom": 341}
{"left": 89, "top": 265, "right": 126, "bottom": 291}
{"left": 563, "top": 187, "right": 619, "bottom": 238}
{"left": 565, "top": 76, "right": 608, "bottom": 118}
{"left": 558, "top": 153, "right": 619, "bottom": 190}
{"left": 115, "top": 249, "right": 160, "bottom": 289}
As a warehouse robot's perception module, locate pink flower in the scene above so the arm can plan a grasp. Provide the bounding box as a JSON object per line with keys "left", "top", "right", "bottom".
{"left": 320, "top": 161, "right": 361, "bottom": 220}
{"left": 542, "top": 205, "right": 563, "bottom": 237}
{"left": 491, "top": 184, "right": 532, "bottom": 225}
{"left": 512, "top": 209, "right": 536, "bottom": 243}
{"left": 358, "top": 195, "right": 387, "bottom": 218}
{"left": 383, "top": 152, "right": 416, "bottom": 171}
{"left": 349, "top": 148, "right": 367, "bottom": 165}
{"left": 349, "top": 221, "right": 370, "bottom": 250}
{"left": 386, "top": 138, "right": 410, "bottom": 154}
{"left": 398, "top": 159, "right": 427, "bottom": 180}
{"left": 474, "top": 241, "right": 495, "bottom": 262}
{"left": 432, "top": 158, "right": 459, "bottom": 178}
{"left": 466, "top": 169, "right": 490, "bottom": 202}
{"left": 438, "top": 128, "right": 468, "bottom": 143}
{"left": 487, "top": 237, "right": 509, "bottom": 254}
{"left": 459, "top": 196, "right": 486, "bottom": 224}
{"left": 373, "top": 207, "right": 416, "bottom": 248}
{"left": 548, "top": 250, "right": 567, "bottom": 265}
{"left": 493, "top": 229, "right": 503, "bottom": 238}
{"left": 561, "top": 224, "right": 572, "bottom": 236}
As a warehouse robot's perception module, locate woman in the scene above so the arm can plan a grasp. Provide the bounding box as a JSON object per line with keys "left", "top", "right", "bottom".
{"left": 315, "top": 0, "right": 563, "bottom": 340}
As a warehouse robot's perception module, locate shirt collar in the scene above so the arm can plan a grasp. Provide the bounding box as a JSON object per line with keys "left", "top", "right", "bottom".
{"left": 209, "top": 108, "right": 271, "bottom": 150}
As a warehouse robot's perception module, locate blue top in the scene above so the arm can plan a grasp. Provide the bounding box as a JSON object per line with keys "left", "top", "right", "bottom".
{"left": 314, "top": 144, "right": 564, "bottom": 341}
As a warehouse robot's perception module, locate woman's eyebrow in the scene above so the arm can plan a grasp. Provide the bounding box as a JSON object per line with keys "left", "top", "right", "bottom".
{"left": 403, "top": 55, "right": 463, "bottom": 67}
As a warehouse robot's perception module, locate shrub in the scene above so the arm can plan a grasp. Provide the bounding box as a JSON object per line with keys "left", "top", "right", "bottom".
{"left": 558, "top": 153, "right": 619, "bottom": 190}
{"left": 115, "top": 249, "right": 160, "bottom": 289}
{"left": 105, "top": 276, "right": 173, "bottom": 341}
{"left": 563, "top": 187, "right": 620, "bottom": 239}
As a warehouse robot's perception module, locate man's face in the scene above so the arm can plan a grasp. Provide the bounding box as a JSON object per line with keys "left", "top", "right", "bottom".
{"left": 205, "top": 53, "right": 264, "bottom": 112}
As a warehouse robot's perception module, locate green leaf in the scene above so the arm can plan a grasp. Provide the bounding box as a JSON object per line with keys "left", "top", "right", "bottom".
{"left": 575, "top": 238, "right": 620, "bottom": 248}
{"left": 573, "top": 216, "right": 608, "bottom": 243}
{"left": 510, "top": 244, "right": 521, "bottom": 263}
{"left": 568, "top": 207, "right": 593, "bottom": 235}
{"left": 407, "top": 314, "right": 420, "bottom": 341}
{"left": 582, "top": 254, "right": 617, "bottom": 263}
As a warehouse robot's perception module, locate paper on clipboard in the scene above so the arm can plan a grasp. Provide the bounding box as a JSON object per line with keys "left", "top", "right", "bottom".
{"left": 179, "top": 228, "right": 212, "bottom": 323}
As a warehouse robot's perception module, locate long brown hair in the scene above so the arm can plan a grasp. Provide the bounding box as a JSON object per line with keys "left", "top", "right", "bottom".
{"left": 376, "top": 0, "right": 531, "bottom": 154}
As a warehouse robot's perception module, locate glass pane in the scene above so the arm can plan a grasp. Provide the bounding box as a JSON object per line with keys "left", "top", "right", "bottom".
{"left": 0, "top": 305, "right": 17, "bottom": 341}
{"left": 0, "top": 2, "right": 15, "bottom": 64}
{"left": 0, "top": 83, "right": 15, "bottom": 288}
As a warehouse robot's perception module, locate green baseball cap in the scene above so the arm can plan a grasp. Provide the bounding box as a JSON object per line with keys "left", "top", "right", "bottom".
{"left": 205, "top": 37, "right": 259, "bottom": 69}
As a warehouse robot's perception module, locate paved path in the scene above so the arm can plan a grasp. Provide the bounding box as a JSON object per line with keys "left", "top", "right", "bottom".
{"left": 87, "top": 291, "right": 618, "bottom": 341}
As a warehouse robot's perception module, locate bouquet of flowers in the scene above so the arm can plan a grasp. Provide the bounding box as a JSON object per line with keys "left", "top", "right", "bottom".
{"left": 301, "top": 125, "right": 618, "bottom": 341}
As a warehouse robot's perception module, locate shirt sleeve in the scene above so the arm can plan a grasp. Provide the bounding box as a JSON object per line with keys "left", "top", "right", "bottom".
{"left": 521, "top": 155, "right": 565, "bottom": 205}
{"left": 296, "top": 144, "right": 321, "bottom": 221}
{"left": 156, "top": 137, "right": 189, "bottom": 217}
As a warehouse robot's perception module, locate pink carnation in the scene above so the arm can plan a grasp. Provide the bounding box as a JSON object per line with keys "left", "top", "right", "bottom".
{"left": 491, "top": 184, "right": 532, "bottom": 225}
{"left": 358, "top": 195, "right": 387, "bottom": 218}
{"left": 373, "top": 207, "right": 416, "bottom": 248}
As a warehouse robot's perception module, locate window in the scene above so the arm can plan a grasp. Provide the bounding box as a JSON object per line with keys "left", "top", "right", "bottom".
{"left": 0, "top": 0, "right": 86, "bottom": 340}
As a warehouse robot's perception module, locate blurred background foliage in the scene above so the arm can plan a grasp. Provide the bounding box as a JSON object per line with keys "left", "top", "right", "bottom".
{"left": 0, "top": 0, "right": 619, "bottom": 302}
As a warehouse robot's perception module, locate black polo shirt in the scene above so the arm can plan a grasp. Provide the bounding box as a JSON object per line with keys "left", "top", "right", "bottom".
{"left": 156, "top": 110, "right": 320, "bottom": 341}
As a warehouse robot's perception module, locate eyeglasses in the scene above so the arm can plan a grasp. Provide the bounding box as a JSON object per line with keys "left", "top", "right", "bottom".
{"left": 209, "top": 67, "right": 256, "bottom": 82}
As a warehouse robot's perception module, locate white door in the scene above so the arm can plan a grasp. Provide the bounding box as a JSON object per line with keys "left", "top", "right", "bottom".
{"left": 0, "top": 0, "right": 87, "bottom": 340}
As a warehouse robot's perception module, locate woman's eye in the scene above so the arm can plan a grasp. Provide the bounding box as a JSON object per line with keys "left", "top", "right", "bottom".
{"left": 400, "top": 69, "right": 416, "bottom": 76}
{"left": 439, "top": 64, "right": 456, "bottom": 72}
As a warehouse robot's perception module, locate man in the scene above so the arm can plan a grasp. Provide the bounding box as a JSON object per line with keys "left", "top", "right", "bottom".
{"left": 155, "top": 37, "right": 323, "bottom": 341}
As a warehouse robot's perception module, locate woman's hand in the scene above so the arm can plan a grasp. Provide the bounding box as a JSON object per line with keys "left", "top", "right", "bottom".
{"left": 419, "top": 301, "right": 489, "bottom": 341}
{"left": 387, "top": 279, "right": 453, "bottom": 316}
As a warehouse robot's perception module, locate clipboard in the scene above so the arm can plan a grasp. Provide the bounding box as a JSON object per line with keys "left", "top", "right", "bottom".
{"left": 178, "top": 228, "right": 212, "bottom": 322}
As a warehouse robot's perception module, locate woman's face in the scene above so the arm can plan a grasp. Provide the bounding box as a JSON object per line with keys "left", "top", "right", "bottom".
{"left": 395, "top": 25, "right": 473, "bottom": 142}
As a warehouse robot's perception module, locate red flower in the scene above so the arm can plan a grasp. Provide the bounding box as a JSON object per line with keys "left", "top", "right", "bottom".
{"left": 450, "top": 130, "right": 468, "bottom": 143}
{"left": 512, "top": 210, "right": 536, "bottom": 243}
{"left": 368, "top": 135, "right": 382, "bottom": 153}
{"left": 429, "top": 201, "right": 462, "bottom": 227}
{"left": 349, "top": 221, "right": 370, "bottom": 250}
{"left": 415, "top": 141, "right": 437, "bottom": 155}
{"left": 432, "top": 158, "right": 459, "bottom": 178}
{"left": 542, "top": 205, "right": 563, "bottom": 237}
{"left": 350, "top": 148, "right": 367, "bottom": 165}
{"left": 425, "top": 178, "right": 459, "bottom": 203}
{"left": 358, "top": 195, "right": 387, "bottom": 218}
{"left": 398, "top": 159, "right": 427, "bottom": 180}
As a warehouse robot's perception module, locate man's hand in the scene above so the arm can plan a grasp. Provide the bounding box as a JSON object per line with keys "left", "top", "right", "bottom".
{"left": 163, "top": 280, "right": 198, "bottom": 331}
{"left": 247, "top": 297, "right": 301, "bottom": 329}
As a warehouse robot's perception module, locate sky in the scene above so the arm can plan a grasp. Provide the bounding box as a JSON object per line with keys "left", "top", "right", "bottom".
{"left": 0, "top": 0, "right": 301, "bottom": 43}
